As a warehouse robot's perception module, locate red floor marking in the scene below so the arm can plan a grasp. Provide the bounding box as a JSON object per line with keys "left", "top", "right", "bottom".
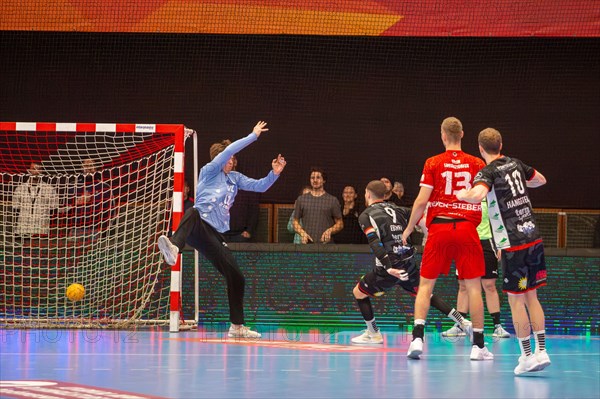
{"left": 163, "top": 337, "right": 406, "bottom": 352}
{"left": 0, "top": 380, "right": 167, "bottom": 399}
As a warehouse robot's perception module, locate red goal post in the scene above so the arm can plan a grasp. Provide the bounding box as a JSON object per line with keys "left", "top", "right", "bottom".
{"left": 0, "top": 122, "right": 196, "bottom": 331}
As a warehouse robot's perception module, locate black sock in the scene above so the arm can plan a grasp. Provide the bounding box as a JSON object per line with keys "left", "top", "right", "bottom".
{"left": 412, "top": 323, "right": 425, "bottom": 340}
{"left": 473, "top": 331, "right": 485, "bottom": 348}
{"left": 356, "top": 297, "right": 374, "bottom": 321}
{"left": 490, "top": 312, "right": 501, "bottom": 326}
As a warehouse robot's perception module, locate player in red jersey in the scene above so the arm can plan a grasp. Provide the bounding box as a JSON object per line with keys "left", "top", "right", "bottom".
{"left": 402, "top": 117, "right": 493, "bottom": 361}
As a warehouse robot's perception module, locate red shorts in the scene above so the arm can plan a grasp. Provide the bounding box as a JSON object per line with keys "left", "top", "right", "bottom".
{"left": 420, "top": 219, "right": 485, "bottom": 280}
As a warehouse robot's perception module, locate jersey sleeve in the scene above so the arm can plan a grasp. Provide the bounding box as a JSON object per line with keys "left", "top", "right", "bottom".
{"left": 419, "top": 158, "right": 435, "bottom": 189}
{"left": 515, "top": 158, "right": 536, "bottom": 181}
{"left": 358, "top": 210, "right": 392, "bottom": 269}
{"left": 473, "top": 165, "right": 495, "bottom": 189}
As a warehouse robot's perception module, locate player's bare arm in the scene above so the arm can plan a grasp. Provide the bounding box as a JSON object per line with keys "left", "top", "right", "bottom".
{"left": 252, "top": 120, "right": 269, "bottom": 137}
{"left": 526, "top": 170, "right": 547, "bottom": 188}
{"left": 455, "top": 184, "right": 488, "bottom": 203}
{"left": 401, "top": 186, "right": 432, "bottom": 245}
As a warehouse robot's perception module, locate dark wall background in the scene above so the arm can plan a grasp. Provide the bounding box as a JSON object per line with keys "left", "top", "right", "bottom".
{"left": 1, "top": 32, "right": 599, "bottom": 209}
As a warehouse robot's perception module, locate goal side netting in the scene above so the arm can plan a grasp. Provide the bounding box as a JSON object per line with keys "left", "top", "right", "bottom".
{"left": 0, "top": 122, "right": 194, "bottom": 329}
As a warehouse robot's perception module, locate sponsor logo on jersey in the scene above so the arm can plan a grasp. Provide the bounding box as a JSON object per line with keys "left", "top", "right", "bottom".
{"left": 491, "top": 212, "right": 500, "bottom": 220}
{"left": 517, "top": 221, "right": 536, "bottom": 235}
{"left": 494, "top": 225, "right": 506, "bottom": 233}
{"left": 515, "top": 207, "right": 532, "bottom": 220}
{"left": 489, "top": 199, "right": 497, "bottom": 208}
{"left": 498, "top": 237, "right": 508, "bottom": 246}
{"left": 443, "top": 163, "right": 470, "bottom": 169}
{"left": 430, "top": 201, "right": 482, "bottom": 211}
{"left": 507, "top": 196, "right": 531, "bottom": 209}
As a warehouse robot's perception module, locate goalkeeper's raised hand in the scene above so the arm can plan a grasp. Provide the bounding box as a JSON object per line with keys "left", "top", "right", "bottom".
{"left": 272, "top": 154, "right": 287, "bottom": 175}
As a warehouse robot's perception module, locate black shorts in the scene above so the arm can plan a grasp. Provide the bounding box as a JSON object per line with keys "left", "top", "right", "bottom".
{"left": 358, "top": 258, "right": 419, "bottom": 297}
{"left": 501, "top": 240, "right": 547, "bottom": 294}
{"left": 456, "top": 239, "right": 499, "bottom": 280}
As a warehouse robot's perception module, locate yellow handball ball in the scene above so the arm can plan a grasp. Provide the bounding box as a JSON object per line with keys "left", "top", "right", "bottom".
{"left": 66, "top": 283, "right": 85, "bottom": 302}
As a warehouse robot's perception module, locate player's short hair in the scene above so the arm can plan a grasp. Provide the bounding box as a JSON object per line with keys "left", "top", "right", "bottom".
{"left": 209, "top": 139, "right": 232, "bottom": 160}
{"left": 478, "top": 128, "right": 502, "bottom": 155}
{"left": 366, "top": 180, "right": 387, "bottom": 199}
{"left": 441, "top": 117, "right": 463, "bottom": 143}
{"left": 310, "top": 167, "right": 326, "bottom": 182}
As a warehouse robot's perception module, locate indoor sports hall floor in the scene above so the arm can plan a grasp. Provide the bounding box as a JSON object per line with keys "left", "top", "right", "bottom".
{"left": 1, "top": 327, "right": 598, "bottom": 399}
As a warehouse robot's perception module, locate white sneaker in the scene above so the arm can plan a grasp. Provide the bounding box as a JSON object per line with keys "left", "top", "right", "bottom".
{"left": 514, "top": 354, "right": 542, "bottom": 375}
{"left": 535, "top": 350, "right": 551, "bottom": 370}
{"left": 462, "top": 321, "right": 473, "bottom": 341}
{"left": 351, "top": 330, "right": 383, "bottom": 344}
{"left": 158, "top": 235, "right": 179, "bottom": 266}
{"left": 470, "top": 345, "right": 494, "bottom": 360}
{"left": 228, "top": 325, "right": 262, "bottom": 339}
{"left": 442, "top": 322, "right": 467, "bottom": 337}
{"left": 493, "top": 324, "right": 511, "bottom": 338}
{"left": 407, "top": 338, "right": 423, "bottom": 359}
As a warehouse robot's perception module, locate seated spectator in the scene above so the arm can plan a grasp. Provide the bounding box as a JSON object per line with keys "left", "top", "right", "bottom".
{"left": 288, "top": 186, "right": 311, "bottom": 243}
{"left": 12, "top": 161, "right": 59, "bottom": 237}
{"left": 333, "top": 185, "right": 367, "bottom": 244}
{"left": 380, "top": 177, "right": 402, "bottom": 206}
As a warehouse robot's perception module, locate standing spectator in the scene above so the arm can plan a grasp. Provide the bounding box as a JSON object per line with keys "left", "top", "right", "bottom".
{"left": 401, "top": 117, "right": 492, "bottom": 361}
{"left": 333, "top": 185, "right": 367, "bottom": 244}
{"left": 12, "top": 162, "right": 59, "bottom": 237}
{"left": 293, "top": 168, "right": 343, "bottom": 244}
{"left": 224, "top": 157, "right": 260, "bottom": 243}
{"left": 456, "top": 127, "right": 550, "bottom": 375}
{"left": 287, "top": 186, "right": 311, "bottom": 244}
{"left": 183, "top": 181, "right": 194, "bottom": 212}
{"left": 157, "top": 121, "right": 286, "bottom": 338}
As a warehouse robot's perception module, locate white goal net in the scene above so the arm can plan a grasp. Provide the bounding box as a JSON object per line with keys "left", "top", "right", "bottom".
{"left": 0, "top": 122, "right": 193, "bottom": 329}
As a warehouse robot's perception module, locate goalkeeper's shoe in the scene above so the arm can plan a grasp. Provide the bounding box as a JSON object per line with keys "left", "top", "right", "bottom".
{"left": 158, "top": 235, "right": 179, "bottom": 266}
{"left": 351, "top": 330, "right": 383, "bottom": 344}
{"left": 228, "top": 325, "right": 262, "bottom": 339}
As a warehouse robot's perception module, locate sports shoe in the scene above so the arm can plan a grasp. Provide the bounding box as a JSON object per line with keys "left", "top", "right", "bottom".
{"left": 462, "top": 321, "right": 473, "bottom": 341}
{"left": 535, "top": 350, "right": 551, "bottom": 371}
{"left": 442, "top": 323, "right": 466, "bottom": 337}
{"left": 351, "top": 330, "right": 383, "bottom": 344}
{"left": 407, "top": 338, "right": 423, "bottom": 359}
{"left": 158, "top": 235, "right": 179, "bottom": 266}
{"left": 470, "top": 345, "right": 494, "bottom": 360}
{"left": 228, "top": 325, "right": 262, "bottom": 339}
{"left": 493, "top": 324, "right": 511, "bottom": 338}
{"left": 514, "top": 354, "right": 542, "bottom": 375}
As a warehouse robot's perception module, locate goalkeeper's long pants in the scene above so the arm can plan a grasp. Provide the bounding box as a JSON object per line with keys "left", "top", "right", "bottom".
{"left": 171, "top": 207, "right": 246, "bottom": 325}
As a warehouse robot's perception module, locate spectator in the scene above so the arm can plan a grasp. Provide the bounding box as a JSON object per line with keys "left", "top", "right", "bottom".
{"left": 333, "top": 185, "right": 367, "bottom": 244}
{"left": 393, "top": 181, "right": 412, "bottom": 207}
{"left": 287, "top": 186, "right": 311, "bottom": 244}
{"left": 380, "top": 177, "right": 402, "bottom": 206}
{"left": 293, "top": 168, "right": 343, "bottom": 244}
{"left": 168, "top": 181, "right": 194, "bottom": 236}
{"left": 12, "top": 162, "right": 59, "bottom": 237}
{"left": 65, "top": 158, "right": 114, "bottom": 240}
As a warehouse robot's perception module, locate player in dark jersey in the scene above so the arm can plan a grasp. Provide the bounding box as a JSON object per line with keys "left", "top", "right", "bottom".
{"left": 351, "top": 180, "right": 470, "bottom": 344}
{"left": 401, "top": 117, "right": 493, "bottom": 361}
{"left": 456, "top": 127, "right": 550, "bottom": 375}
